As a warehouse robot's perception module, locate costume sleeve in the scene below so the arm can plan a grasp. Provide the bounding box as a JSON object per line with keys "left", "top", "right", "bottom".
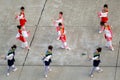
{"left": 55, "top": 19, "right": 62, "bottom": 23}
{"left": 44, "top": 55, "right": 52, "bottom": 61}
{"left": 99, "top": 12, "right": 108, "bottom": 17}
{"left": 6, "top": 54, "right": 14, "bottom": 60}
{"left": 17, "top": 14, "right": 24, "bottom": 20}
{"left": 92, "top": 56, "right": 98, "bottom": 60}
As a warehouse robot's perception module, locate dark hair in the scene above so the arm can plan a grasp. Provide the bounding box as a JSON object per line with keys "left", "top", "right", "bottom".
{"left": 100, "top": 22, "right": 105, "bottom": 26}
{"left": 59, "top": 12, "right": 63, "bottom": 15}
{"left": 58, "top": 23, "right": 62, "bottom": 26}
{"left": 48, "top": 45, "right": 53, "bottom": 51}
{"left": 20, "top": 6, "right": 25, "bottom": 10}
{"left": 11, "top": 45, "right": 17, "bottom": 49}
{"left": 97, "top": 47, "right": 102, "bottom": 52}
{"left": 104, "top": 4, "right": 108, "bottom": 8}
{"left": 17, "top": 25, "right": 21, "bottom": 29}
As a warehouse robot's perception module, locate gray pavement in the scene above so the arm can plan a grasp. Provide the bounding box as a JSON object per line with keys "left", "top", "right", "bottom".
{"left": 0, "top": 0, "right": 120, "bottom": 80}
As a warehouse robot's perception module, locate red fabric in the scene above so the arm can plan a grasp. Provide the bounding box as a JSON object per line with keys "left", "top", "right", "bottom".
{"left": 20, "top": 19, "right": 26, "bottom": 27}
{"left": 17, "top": 30, "right": 26, "bottom": 42}
{"left": 60, "top": 34, "right": 66, "bottom": 42}
{"left": 107, "top": 25, "right": 113, "bottom": 35}
{"left": 19, "top": 13, "right": 27, "bottom": 27}
{"left": 100, "top": 10, "right": 108, "bottom": 23}
{"left": 101, "top": 17, "right": 108, "bottom": 23}
{"left": 104, "top": 34, "right": 112, "bottom": 41}
{"left": 18, "top": 30, "right": 22, "bottom": 34}
{"left": 107, "top": 25, "right": 111, "bottom": 30}
{"left": 18, "top": 36, "right": 26, "bottom": 42}
{"left": 60, "top": 25, "right": 64, "bottom": 34}
{"left": 56, "top": 26, "right": 60, "bottom": 32}
{"left": 56, "top": 25, "right": 64, "bottom": 33}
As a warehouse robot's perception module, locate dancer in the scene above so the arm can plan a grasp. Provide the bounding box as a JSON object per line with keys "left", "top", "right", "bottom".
{"left": 16, "top": 6, "right": 27, "bottom": 29}
{"left": 56, "top": 23, "right": 65, "bottom": 40}
{"left": 98, "top": 4, "right": 108, "bottom": 33}
{"left": 103, "top": 23, "right": 114, "bottom": 51}
{"left": 5, "top": 45, "right": 17, "bottom": 76}
{"left": 16, "top": 25, "right": 29, "bottom": 49}
{"left": 16, "top": 6, "right": 29, "bottom": 37}
{"left": 43, "top": 45, "right": 53, "bottom": 78}
{"left": 89, "top": 47, "right": 103, "bottom": 78}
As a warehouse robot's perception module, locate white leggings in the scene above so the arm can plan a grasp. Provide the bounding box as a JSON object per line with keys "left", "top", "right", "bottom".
{"left": 22, "top": 42, "right": 28, "bottom": 48}
{"left": 106, "top": 41, "right": 113, "bottom": 48}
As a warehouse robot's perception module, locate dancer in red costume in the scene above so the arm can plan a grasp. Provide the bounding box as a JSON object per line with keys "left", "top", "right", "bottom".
{"left": 53, "top": 12, "right": 66, "bottom": 40}
{"left": 98, "top": 4, "right": 108, "bottom": 33}
{"left": 16, "top": 6, "right": 29, "bottom": 38}
{"left": 56, "top": 23, "right": 65, "bottom": 40}
{"left": 102, "top": 22, "right": 114, "bottom": 51}
{"left": 16, "top": 6, "right": 26, "bottom": 29}
{"left": 16, "top": 25, "right": 30, "bottom": 49}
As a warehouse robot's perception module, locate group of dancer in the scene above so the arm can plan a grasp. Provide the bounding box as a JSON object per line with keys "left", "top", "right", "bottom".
{"left": 42, "top": 12, "right": 71, "bottom": 78}
{"left": 89, "top": 4, "right": 114, "bottom": 78}
{"left": 98, "top": 4, "right": 114, "bottom": 51}
{"left": 1, "top": 6, "right": 30, "bottom": 76}
{"left": 1, "top": 4, "right": 115, "bottom": 78}
{"left": 15, "top": 6, "right": 30, "bottom": 50}
{"left": 42, "top": 4, "right": 114, "bottom": 78}
{"left": 53, "top": 12, "right": 71, "bottom": 50}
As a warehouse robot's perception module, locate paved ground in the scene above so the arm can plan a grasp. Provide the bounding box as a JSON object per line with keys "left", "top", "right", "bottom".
{"left": 0, "top": 0, "right": 120, "bottom": 80}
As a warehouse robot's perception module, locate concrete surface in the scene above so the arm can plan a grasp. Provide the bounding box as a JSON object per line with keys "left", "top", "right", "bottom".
{"left": 0, "top": 0, "right": 120, "bottom": 80}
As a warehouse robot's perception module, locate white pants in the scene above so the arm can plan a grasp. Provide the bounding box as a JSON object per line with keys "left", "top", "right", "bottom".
{"left": 106, "top": 41, "right": 113, "bottom": 49}
{"left": 21, "top": 42, "right": 28, "bottom": 48}
{"left": 44, "top": 66, "right": 51, "bottom": 76}
{"left": 7, "top": 65, "right": 16, "bottom": 73}
{"left": 90, "top": 67, "right": 102, "bottom": 75}
{"left": 61, "top": 42, "right": 67, "bottom": 48}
